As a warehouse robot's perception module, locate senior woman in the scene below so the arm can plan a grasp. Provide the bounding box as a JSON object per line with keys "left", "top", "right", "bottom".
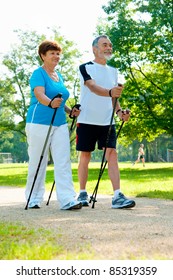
{"left": 25, "top": 40, "right": 82, "bottom": 210}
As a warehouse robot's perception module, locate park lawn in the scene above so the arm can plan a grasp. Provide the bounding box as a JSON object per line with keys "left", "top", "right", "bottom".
{"left": 0, "top": 222, "right": 94, "bottom": 260}
{"left": 0, "top": 162, "right": 172, "bottom": 200}
{"left": 72, "top": 162, "right": 173, "bottom": 200}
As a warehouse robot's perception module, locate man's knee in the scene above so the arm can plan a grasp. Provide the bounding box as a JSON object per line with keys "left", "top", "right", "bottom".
{"left": 106, "top": 148, "right": 118, "bottom": 160}
{"left": 80, "top": 151, "right": 91, "bottom": 162}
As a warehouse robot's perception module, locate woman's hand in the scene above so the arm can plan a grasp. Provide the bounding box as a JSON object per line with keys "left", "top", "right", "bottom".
{"left": 50, "top": 96, "right": 63, "bottom": 108}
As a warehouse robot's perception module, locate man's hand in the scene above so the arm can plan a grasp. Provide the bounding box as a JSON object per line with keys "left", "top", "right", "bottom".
{"left": 110, "top": 84, "right": 124, "bottom": 98}
{"left": 69, "top": 104, "right": 81, "bottom": 118}
{"left": 118, "top": 109, "right": 130, "bottom": 121}
{"left": 70, "top": 107, "right": 81, "bottom": 117}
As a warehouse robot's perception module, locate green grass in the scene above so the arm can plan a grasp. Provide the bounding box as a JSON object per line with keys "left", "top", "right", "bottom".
{"left": 0, "top": 162, "right": 172, "bottom": 200}
{"left": 0, "top": 223, "right": 62, "bottom": 260}
{"left": 0, "top": 222, "right": 94, "bottom": 260}
{"left": 73, "top": 162, "right": 173, "bottom": 200}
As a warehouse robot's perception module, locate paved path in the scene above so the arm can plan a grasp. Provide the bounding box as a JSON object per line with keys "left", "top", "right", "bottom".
{"left": 0, "top": 186, "right": 173, "bottom": 259}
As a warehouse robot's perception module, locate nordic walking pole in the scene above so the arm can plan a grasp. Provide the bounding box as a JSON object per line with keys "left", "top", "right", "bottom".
{"left": 25, "top": 93, "right": 62, "bottom": 210}
{"left": 97, "top": 111, "right": 129, "bottom": 178}
{"left": 97, "top": 119, "right": 125, "bottom": 178}
{"left": 90, "top": 97, "right": 118, "bottom": 208}
{"left": 69, "top": 104, "right": 81, "bottom": 133}
{"left": 46, "top": 104, "right": 81, "bottom": 206}
{"left": 90, "top": 109, "right": 130, "bottom": 208}
{"left": 90, "top": 107, "right": 130, "bottom": 208}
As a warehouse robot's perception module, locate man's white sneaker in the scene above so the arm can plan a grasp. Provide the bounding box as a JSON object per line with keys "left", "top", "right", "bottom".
{"left": 112, "top": 192, "right": 135, "bottom": 209}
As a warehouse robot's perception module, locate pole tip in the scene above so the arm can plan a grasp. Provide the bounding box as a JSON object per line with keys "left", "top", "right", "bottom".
{"left": 92, "top": 203, "right": 95, "bottom": 209}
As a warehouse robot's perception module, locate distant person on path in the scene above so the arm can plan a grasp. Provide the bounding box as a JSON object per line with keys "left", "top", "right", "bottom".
{"left": 76, "top": 35, "right": 136, "bottom": 209}
{"left": 133, "top": 144, "right": 145, "bottom": 167}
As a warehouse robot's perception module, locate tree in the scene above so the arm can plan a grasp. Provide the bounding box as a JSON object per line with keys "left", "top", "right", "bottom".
{"left": 0, "top": 28, "right": 82, "bottom": 161}
{"left": 0, "top": 28, "right": 82, "bottom": 136}
{"left": 98, "top": 0, "right": 173, "bottom": 143}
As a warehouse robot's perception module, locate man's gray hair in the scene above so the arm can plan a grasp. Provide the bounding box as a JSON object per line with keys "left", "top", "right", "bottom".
{"left": 92, "top": 35, "right": 110, "bottom": 47}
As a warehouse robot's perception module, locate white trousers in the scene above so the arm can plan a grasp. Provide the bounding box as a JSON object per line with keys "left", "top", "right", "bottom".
{"left": 25, "top": 123, "right": 76, "bottom": 208}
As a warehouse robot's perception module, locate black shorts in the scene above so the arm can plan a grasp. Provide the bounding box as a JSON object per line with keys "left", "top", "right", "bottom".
{"left": 76, "top": 123, "right": 116, "bottom": 152}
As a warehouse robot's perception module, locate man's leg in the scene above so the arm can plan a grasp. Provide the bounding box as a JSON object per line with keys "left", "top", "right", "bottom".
{"left": 106, "top": 148, "right": 120, "bottom": 191}
{"left": 106, "top": 148, "right": 135, "bottom": 209}
{"left": 135, "top": 157, "right": 140, "bottom": 164}
{"left": 77, "top": 151, "right": 91, "bottom": 206}
{"left": 78, "top": 151, "right": 91, "bottom": 190}
{"left": 142, "top": 157, "right": 145, "bottom": 167}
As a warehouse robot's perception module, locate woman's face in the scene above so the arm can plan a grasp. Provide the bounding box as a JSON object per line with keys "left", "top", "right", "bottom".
{"left": 41, "top": 50, "right": 61, "bottom": 66}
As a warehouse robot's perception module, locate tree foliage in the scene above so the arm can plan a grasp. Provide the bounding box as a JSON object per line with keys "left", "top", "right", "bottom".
{"left": 0, "top": 3, "right": 173, "bottom": 162}
{"left": 0, "top": 28, "right": 82, "bottom": 161}
{"left": 99, "top": 0, "right": 173, "bottom": 143}
{"left": 0, "top": 28, "right": 81, "bottom": 137}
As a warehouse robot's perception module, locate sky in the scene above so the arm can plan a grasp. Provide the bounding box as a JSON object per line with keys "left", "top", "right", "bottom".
{"left": 0, "top": 0, "right": 110, "bottom": 60}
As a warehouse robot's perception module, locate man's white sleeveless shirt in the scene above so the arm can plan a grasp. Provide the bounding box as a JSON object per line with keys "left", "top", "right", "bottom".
{"left": 77, "top": 61, "right": 118, "bottom": 125}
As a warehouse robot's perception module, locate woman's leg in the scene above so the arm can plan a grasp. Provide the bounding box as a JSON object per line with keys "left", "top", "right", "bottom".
{"left": 50, "top": 124, "right": 76, "bottom": 208}
{"left": 25, "top": 123, "right": 50, "bottom": 207}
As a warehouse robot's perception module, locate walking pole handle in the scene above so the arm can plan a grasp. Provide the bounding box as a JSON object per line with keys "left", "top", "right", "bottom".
{"left": 69, "top": 104, "right": 81, "bottom": 119}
